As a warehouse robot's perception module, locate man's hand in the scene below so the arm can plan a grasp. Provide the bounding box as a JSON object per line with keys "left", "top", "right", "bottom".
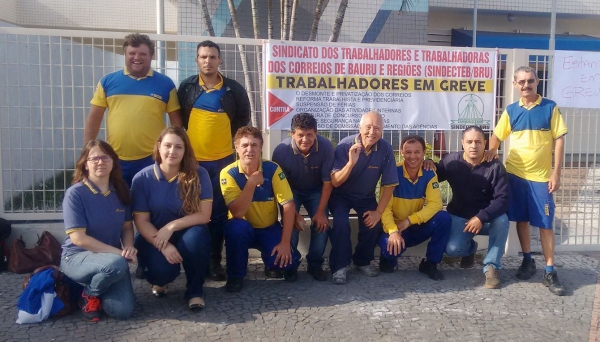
{"left": 121, "top": 246, "right": 137, "bottom": 262}
{"left": 387, "top": 232, "right": 405, "bottom": 256}
{"left": 464, "top": 217, "right": 483, "bottom": 234}
{"left": 348, "top": 143, "right": 362, "bottom": 166}
{"left": 548, "top": 172, "right": 561, "bottom": 193}
{"left": 483, "top": 148, "right": 498, "bottom": 162}
{"left": 271, "top": 242, "right": 292, "bottom": 268}
{"left": 422, "top": 159, "right": 436, "bottom": 171}
{"left": 312, "top": 210, "right": 329, "bottom": 232}
{"left": 294, "top": 211, "right": 306, "bottom": 231}
{"left": 248, "top": 171, "right": 264, "bottom": 187}
{"left": 363, "top": 210, "right": 382, "bottom": 229}
{"left": 161, "top": 243, "right": 183, "bottom": 264}
{"left": 153, "top": 226, "right": 174, "bottom": 250}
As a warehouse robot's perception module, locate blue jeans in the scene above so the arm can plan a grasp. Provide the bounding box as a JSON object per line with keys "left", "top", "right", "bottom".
{"left": 224, "top": 219, "right": 301, "bottom": 279}
{"left": 445, "top": 214, "right": 509, "bottom": 272}
{"left": 290, "top": 188, "right": 329, "bottom": 269}
{"left": 119, "top": 155, "right": 154, "bottom": 188}
{"left": 60, "top": 251, "right": 134, "bottom": 320}
{"left": 378, "top": 211, "right": 451, "bottom": 265}
{"left": 328, "top": 191, "right": 382, "bottom": 273}
{"left": 199, "top": 154, "right": 235, "bottom": 263}
{"left": 136, "top": 225, "right": 211, "bottom": 299}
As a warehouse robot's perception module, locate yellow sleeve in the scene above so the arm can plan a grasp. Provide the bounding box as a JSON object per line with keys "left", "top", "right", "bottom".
{"left": 407, "top": 175, "right": 443, "bottom": 225}
{"left": 272, "top": 165, "right": 294, "bottom": 205}
{"left": 493, "top": 110, "right": 511, "bottom": 141}
{"left": 166, "top": 87, "right": 181, "bottom": 113}
{"left": 380, "top": 193, "right": 397, "bottom": 234}
{"left": 220, "top": 167, "right": 242, "bottom": 206}
{"left": 90, "top": 82, "right": 107, "bottom": 107}
{"left": 551, "top": 106, "right": 568, "bottom": 139}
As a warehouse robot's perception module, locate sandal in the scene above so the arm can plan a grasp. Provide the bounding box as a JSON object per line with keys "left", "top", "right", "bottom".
{"left": 188, "top": 297, "right": 205, "bottom": 312}
{"left": 151, "top": 285, "right": 168, "bottom": 298}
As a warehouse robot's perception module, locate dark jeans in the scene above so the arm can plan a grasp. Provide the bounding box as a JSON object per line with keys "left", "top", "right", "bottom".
{"left": 290, "top": 188, "right": 329, "bottom": 269}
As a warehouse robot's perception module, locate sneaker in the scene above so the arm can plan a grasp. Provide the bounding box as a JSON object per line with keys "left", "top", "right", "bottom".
{"left": 356, "top": 264, "right": 379, "bottom": 277}
{"left": 332, "top": 266, "right": 348, "bottom": 285}
{"left": 484, "top": 267, "right": 500, "bottom": 289}
{"left": 460, "top": 241, "right": 478, "bottom": 268}
{"left": 418, "top": 258, "right": 444, "bottom": 281}
{"left": 135, "top": 264, "right": 146, "bottom": 279}
{"left": 283, "top": 268, "right": 298, "bottom": 282}
{"left": 264, "top": 267, "right": 283, "bottom": 278}
{"left": 543, "top": 271, "right": 565, "bottom": 296}
{"left": 379, "top": 258, "right": 396, "bottom": 273}
{"left": 515, "top": 257, "right": 537, "bottom": 280}
{"left": 225, "top": 278, "right": 244, "bottom": 293}
{"left": 307, "top": 266, "right": 328, "bottom": 281}
{"left": 208, "top": 261, "right": 227, "bottom": 281}
{"left": 79, "top": 293, "right": 102, "bottom": 322}
{"left": 151, "top": 285, "right": 168, "bottom": 298}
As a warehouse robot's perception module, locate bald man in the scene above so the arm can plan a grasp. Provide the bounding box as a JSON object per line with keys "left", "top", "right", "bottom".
{"left": 328, "top": 111, "right": 399, "bottom": 284}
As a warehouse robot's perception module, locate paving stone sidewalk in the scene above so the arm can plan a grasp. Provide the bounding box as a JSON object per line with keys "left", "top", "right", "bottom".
{"left": 1, "top": 252, "right": 598, "bottom": 342}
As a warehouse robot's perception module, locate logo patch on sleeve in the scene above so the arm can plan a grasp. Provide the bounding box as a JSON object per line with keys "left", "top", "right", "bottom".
{"left": 278, "top": 172, "right": 286, "bottom": 180}
{"left": 221, "top": 178, "right": 227, "bottom": 185}
{"left": 432, "top": 182, "right": 439, "bottom": 189}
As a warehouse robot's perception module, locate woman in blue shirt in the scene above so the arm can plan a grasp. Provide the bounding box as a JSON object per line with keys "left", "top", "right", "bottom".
{"left": 61, "top": 140, "right": 136, "bottom": 322}
{"left": 132, "top": 126, "right": 212, "bottom": 312}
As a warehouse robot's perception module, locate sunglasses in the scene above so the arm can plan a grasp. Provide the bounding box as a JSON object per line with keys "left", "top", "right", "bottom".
{"left": 516, "top": 79, "right": 536, "bottom": 86}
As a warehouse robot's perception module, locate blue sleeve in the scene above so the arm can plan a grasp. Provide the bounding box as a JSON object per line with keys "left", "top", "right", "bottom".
{"left": 271, "top": 144, "right": 284, "bottom": 167}
{"left": 62, "top": 186, "right": 87, "bottom": 231}
{"left": 321, "top": 139, "right": 334, "bottom": 182}
{"left": 380, "top": 146, "right": 399, "bottom": 186}
{"left": 131, "top": 173, "right": 150, "bottom": 213}
{"left": 198, "top": 166, "right": 213, "bottom": 201}
{"left": 332, "top": 142, "right": 350, "bottom": 172}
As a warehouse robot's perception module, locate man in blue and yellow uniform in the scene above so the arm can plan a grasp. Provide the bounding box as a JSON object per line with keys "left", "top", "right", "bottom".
{"left": 220, "top": 127, "right": 301, "bottom": 293}
{"left": 178, "top": 40, "right": 250, "bottom": 281}
{"left": 487, "top": 66, "right": 568, "bottom": 296}
{"left": 378, "top": 135, "right": 451, "bottom": 280}
{"left": 84, "top": 33, "right": 181, "bottom": 187}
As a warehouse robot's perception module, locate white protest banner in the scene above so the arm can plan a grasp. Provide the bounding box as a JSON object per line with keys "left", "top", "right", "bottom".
{"left": 264, "top": 42, "right": 497, "bottom": 130}
{"left": 553, "top": 50, "right": 600, "bottom": 109}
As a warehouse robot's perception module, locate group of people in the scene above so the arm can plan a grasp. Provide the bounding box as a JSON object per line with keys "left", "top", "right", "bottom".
{"left": 59, "top": 33, "right": 568, "bottom": 323}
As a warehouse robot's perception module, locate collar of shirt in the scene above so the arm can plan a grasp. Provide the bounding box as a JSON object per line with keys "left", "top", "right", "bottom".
{"left": 461, "top": 152, "right": 486, "bottom": 165}
{"left": 152, "top": 163, "right": 178, "bottom": 183}
{"left": 354, "top": 134, "right": 379, "bottom": 156}
{"left": 518, "top": 94, "right": 542, "bottom": 109}
{"left": 199, "top": 73, "right": 224, "bottom": 93}
{"left": 82, "top": 178, "right": 114, "bottom": 196}
{"left": 123, "top": 67, "right": 154, "bottom": 80}
{"left": 400, "top": 160, "right": 423, "bottom": 183}
{"left": 237, "top": 159, "right": 263, "bottom": 177}
{"left": 291, "top": 137, "right": 319, "bottom": 156}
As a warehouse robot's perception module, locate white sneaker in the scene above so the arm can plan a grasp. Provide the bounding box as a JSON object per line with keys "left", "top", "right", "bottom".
{"left": 356, "top": 264, "right": 379, "bottom": 277}
{"left": 332, "top": 266, "right": 348, "bottom": 284}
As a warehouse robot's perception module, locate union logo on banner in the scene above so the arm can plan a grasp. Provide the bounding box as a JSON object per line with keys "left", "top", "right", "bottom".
{"left": 267, "top": 92, "right": 294, "bottom": 127}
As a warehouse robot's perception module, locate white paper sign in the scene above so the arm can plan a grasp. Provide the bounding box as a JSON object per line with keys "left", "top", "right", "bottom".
{"left": 553, "top": 50, "right": 600, "bottom": 109}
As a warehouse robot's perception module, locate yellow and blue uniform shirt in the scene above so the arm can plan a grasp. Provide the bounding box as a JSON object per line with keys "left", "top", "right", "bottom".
{"left": 187, "top": 74, "right": 232, "bottom": 161}
{"left": 381, "top": 161, "right": 443, "bottom": 234}
{"left": 61, "top": 178, "right": 132, "bottom": 257}
{"left": 91, "top": 68, "right": 180, "bottom": 161}
{"left": 494, "top": 95, "right": 568, "bottom": 182}
{"left": 131, "top": 163, "right": 213, "bottom": 229}
{"left": 220, "top": 160, "right": 294, "bottom": 228}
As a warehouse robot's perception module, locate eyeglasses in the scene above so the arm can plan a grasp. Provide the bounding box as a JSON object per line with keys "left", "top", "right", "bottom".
{"left": 87, "top": 155, "right": 112, "bottom": 164}
{"left": 516, "top": 79, "right": 536, "bottom": 86}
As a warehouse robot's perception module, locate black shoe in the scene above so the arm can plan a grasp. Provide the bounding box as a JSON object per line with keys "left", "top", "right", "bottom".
{"left": 460, "top": 241, "right": 478, "bottom": 268}
{"left": 79, "top": 293, "right": 102, "bottom": 322}
{"left": 264, "top": 268, "right": 283, "bottom": 278}
{"left": 225, "top": 278, "right": 244, "bottom": 293}
{"left": 307, "top": 266, "right": 328, "bottom": 281}
{"left": 284, "top": 269, "right": 298, "bottom": 282}
{"left": 379, "top": 258, "right": 395, "bottom": 273}
{"left": 135, "top": 264, "right": 146, "bottom": 279}
{"left": 515, "top": 258, "right": 537, "bottom": 280}
{"left": 208, "top": 262, "right": 227, "bottom": 281}
{"left": 543, "top": 271, "right": 565, "bottom": 296}
{"left": 418, "top": 258, "right": 444, "bottom": 281}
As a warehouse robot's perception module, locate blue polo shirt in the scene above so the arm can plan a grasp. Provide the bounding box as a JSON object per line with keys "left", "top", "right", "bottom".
{"left": 332, "top": 134, "right": 399, "bottom": 198}
{"left": 131, "top": 163, "right": 212, "bottom": 228}
{"left": 271, "top": 134, "right": 334, "bottom": 191}
{"left": 61, "top": 179, "right": 132, "bottom": 257}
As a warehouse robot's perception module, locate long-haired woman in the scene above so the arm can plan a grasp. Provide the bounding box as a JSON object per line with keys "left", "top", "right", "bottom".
{"left": 132, "top": 126, "right": 212, "bottom": 311}
{"left": 61, "top": 140, "right": 136, "bottom": 322}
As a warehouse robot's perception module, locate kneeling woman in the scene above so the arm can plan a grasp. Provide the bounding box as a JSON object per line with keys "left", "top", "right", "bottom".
{"left": 132, "top": 126, "right": 212, "bottom": 311}
{"left": 61, "top": 140, "right": 136, "bottom": 322}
